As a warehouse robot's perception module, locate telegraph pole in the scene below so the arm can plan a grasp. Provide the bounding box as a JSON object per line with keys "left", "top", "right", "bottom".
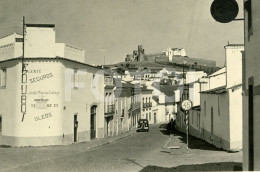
{"left": 22, "top": 16, "right": 25, "bottom": 60}
{"left": 21, "top": 16, "right": 27, "bottom": 122}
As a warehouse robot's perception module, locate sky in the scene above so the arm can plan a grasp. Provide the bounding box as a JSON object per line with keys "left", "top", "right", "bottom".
{"left": 0, "top": 0, "right": 244, "bottom": 67}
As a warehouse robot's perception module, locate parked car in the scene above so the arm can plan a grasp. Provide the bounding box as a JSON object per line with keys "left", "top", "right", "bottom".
{"left": 137, "top": 119, "right": 149, "bottom": 132}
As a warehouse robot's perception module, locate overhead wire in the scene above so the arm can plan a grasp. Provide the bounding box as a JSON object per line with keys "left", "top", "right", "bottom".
{"left": 189, "top": 0, "right": 205, "bottom": 54}
{"left": 186, "top": 0, "right": 198, "bottom": 54}
{"left": 28, "top": 0, "right": 69, "bottom": 23}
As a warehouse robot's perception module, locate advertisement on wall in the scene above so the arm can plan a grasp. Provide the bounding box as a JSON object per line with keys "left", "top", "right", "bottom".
{"left": 20, "top": 61, "right": 62, "bottom": 136}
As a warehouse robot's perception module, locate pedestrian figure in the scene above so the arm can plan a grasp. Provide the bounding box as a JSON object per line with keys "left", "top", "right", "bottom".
{"left": 167, "top": 118, "right": 176, "bottom": 133}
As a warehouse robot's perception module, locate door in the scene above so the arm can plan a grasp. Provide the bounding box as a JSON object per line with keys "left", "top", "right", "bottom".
{"left": 74, "top": 114, "right": 78, "bottom": 142}
{"left": 90, "top": 106, "right": 96, "bottom": 139}
{"left": 211, "top": 107, "right": 213, "bottom": 135}
{"left": 248, "top": 78, "right": 254, "bottom": 170}
{"left": 154, "top": 113, "right": 156, "bottom": 124}
{"left": 106, "top": 118, "right": 109, "bottom": 136}
{"left": 115, "top": 120, "right": 118, "bottom": 135}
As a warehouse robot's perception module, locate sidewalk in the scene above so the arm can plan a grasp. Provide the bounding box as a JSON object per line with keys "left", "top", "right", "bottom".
{"left": 0, "top": 129, "right": 136, "bottom": 171}
{"left": 158, "top": 130, "right": 242, "bottom": 171}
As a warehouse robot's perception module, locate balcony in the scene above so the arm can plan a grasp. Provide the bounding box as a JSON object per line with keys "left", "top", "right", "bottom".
{"left": 105, "top": 105, "right": 115, "bottom": 116}
{"left": 143, "top": 102, "right": 152, "bottom": 109}
{"left": 131, "top": 102, "right": 141, "bottom": 111}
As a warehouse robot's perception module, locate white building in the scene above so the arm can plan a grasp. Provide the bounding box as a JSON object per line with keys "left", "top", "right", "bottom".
{"left": 199, "top": 44, "right": 244, "bottom": 151}
{"left": 175, "top": 71, "right": 206, "bottom": 133}
{"left": 140, "top": 87, "right": 153, "bottom": 123}
{"left": 152, "top": 84, "right": 177, "bottom": 124}
{"left": 164, "top": 48, "right": 186, "bottom": 62}
{"left": 0, "top": 24, "right": 104, "bottom": 147}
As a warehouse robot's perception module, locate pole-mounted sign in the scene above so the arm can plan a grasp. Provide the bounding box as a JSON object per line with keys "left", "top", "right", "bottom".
{"left": 181, "top": 99, "right": 192, "bottom": 111}
{"left": 181, "top": 99, "right": 192, "bottom": 153}
{"left": 210, "top": 0, "right": 239, "bottom": 23}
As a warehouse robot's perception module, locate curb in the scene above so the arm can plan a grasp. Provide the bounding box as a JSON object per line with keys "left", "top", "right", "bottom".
{"left": 87, "top": 130, "right": 136, "bottom": 150}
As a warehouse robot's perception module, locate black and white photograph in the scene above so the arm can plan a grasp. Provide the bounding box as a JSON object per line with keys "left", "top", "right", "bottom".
{"left": 0, "top": 0, "right": 258, "bottom": 171}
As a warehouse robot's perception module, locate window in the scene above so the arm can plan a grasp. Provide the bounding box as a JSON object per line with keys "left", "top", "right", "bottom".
{"left": 73, "top": 68, "right": 79, "bottom": 89}
{"left": 245, "top": 0, "right": 252, "bottom": 39}
{"left": 197, "top": 113, "right": 199, "bottom": 127}
{"left": 146, "top": 113, "right": 148, "bottom": 120}
{"left": 192, "top": 112, "right": 194, "bottom": 124}
{"left": 0, "top": 68, "right": 6, "bottom": 88}
{"left": 115, "top": 100, "right": 118, "bottom": 114}
{"left": 204, "top": 101, "right": 206, "bottom": 116}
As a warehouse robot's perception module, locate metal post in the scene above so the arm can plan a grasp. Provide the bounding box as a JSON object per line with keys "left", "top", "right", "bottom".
{"left": 186, "top": 110, "right": 189, "bottom": 153}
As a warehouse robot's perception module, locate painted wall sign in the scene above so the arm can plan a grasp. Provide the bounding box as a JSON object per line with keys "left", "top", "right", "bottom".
{"left": 31, "top": 103, "right": 59, "bottom": 109}
{"left": 28, "top": 90, "right": 60, "bottom": 96}
{"left": 27, "top": 69, "right": 41, "bottom": 74}
{"left": 32, "top": 98, "right": 48, "bottom": 109}
{"left": 21, "top": 63, "right": 29, "bottom": 122}
{"left": 25, "top": 63, "right": 61, "bottom": 124}
{"left": 34, "top": 112, "right": 52, "bottom": 121}
{"left": 29, "top": 73, "right": 53, "bottom": 83}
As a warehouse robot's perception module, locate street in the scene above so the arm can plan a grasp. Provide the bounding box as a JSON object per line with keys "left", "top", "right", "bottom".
{"left": 0, "top": 124, "right": 241, "bottom": 172}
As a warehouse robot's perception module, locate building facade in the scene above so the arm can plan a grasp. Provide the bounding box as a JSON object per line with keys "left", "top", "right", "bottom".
{"left": 140, "top": 87, "right": 153, "bottom": 123}
{"left": 175, "top": 45, "right": 243, "bottom": 151}
{"left": 104, "top": 76, "right": 115, "bottom": 137}
{"left": 0, "top": 24, "right": 104, "bottom": 147}
{"left": 243, "top": 0, "right": 260, "bottom": 170}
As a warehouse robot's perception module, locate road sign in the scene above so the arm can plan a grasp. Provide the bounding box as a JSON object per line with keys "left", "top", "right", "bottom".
{"left": 181, "top": 100, "right": 192, "bottom": 111}
{"left": 210, "top": 0, "right": 239, "bottom": 23}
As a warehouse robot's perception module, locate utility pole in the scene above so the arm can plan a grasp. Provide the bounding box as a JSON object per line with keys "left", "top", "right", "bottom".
{"left": 22, "top": 16, "right": 25, "bottom": 60}
{"left": 21, "top": 16, "right": 27, "bottom": 122}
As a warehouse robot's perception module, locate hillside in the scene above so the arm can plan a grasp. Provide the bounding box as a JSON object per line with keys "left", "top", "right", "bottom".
{"left": 104, "top": 61, "right": 220, "bottom": 75}
{"left": 105, "top": 61, "right": 183, "bottom": 71}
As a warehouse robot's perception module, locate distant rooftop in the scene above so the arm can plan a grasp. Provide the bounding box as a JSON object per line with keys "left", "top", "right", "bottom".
{"left": 224, "top": 44, "right": 244, "bottom": 48}
{"left": 25, "top": 24, "right": 55, "bottom": 28}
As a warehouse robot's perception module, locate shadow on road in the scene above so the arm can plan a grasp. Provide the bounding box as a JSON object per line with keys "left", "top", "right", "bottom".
{"left": 159, "top": 129, "right": 223, "bottom": 151}
{"left": 139, "top": 162, "right": 242, "bottom": 171}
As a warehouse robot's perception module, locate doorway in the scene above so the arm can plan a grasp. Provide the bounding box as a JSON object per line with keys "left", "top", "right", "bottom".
{"left": 74, "top": 114, "right": 78, "bottom": 142}
{"left": 154, "top": 113, "right": 156, "bottom": 124}
{"left": 211, "top": 107, "right": 213, "bottom": 135}
{"left": 90, "top": 106, "right": 97, "bottom": 139}
{"left": 248, "top": 78, "right": 254, "bottom": 171}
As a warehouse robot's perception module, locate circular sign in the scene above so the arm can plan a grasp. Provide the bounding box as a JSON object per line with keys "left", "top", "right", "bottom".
{"left": 210, "top": 0, "right": 239, "bottom": 23}
{"left": 181, "top": 100, "right": 192, "bottom": 111}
